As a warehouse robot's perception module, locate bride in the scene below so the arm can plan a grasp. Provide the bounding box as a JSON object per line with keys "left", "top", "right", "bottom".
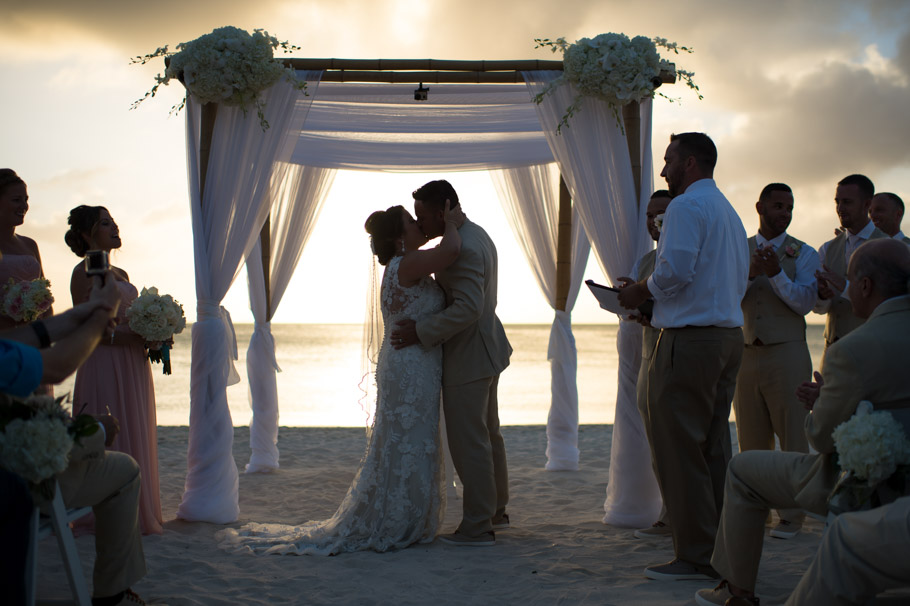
{"left": 218, "top": 201, "right": 463, "bottom": 556}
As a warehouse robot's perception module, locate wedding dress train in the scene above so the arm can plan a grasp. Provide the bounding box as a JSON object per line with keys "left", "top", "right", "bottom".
{"left": 217, "top": 256, "right": 446, "bottom": 555}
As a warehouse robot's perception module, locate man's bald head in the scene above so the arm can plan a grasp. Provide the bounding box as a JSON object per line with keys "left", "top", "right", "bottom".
{"left": 847, "top": 239, "right": 910, "bottom": 318}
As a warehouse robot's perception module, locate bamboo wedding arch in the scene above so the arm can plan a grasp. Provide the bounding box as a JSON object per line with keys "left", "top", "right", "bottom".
{"left": 179, "top": 56, "right": 676, "bottom": 523}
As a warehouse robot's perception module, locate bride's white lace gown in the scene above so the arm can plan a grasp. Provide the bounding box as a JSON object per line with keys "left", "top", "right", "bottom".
{"left": 218, "top": 256, "right": 446, "bottom": 555}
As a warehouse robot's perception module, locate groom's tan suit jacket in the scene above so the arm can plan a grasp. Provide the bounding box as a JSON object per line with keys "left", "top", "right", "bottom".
{"left": 416, "top": 219, "right": 512, "bottom": 384}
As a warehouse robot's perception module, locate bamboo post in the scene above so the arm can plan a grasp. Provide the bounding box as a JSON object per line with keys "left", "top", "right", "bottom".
{"left": 198, "top": 103, "right": 218, "bottom": 204}
{"left": 555, "top": 175, "right": 572, "bottom": 312}
{"left": 622, "top": 101, "right": 642, "bottom": 201}
{"left": 259, "top": 215, "right": 272, "bottom": 321}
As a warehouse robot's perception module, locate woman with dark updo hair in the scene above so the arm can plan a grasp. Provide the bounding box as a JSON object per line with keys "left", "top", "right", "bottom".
{"left": 66, "top": 204, "right": 163, "bottom": 536}
{"left": 218, "top": 200, "right": 464, "bottom": 556}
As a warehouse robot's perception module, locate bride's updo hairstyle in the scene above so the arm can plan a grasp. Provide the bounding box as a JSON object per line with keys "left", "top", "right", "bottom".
{"left": 364, "top": 205, "right": 406, "bottom": 266}
{"left": 65, "top": 205, "right": 109, "bottom": 257}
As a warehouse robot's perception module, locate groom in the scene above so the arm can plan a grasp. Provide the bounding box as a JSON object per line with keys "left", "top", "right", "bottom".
{"left": 393, "top": 179, "right": 512, "bottom": 546}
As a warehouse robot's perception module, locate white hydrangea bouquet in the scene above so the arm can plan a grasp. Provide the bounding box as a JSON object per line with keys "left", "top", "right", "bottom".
{"left": 126, "top": 286, "right": 187, "bottom": 375}
{"left": 828, "top": 401, "right": 910, "bottom": 514}
{"left": 2, "top": 277, "right": 54, "bottom": 323}
{"left": 0, "top": 394, "right": 99, "bottom": 499}
{"left": 533, "top": 33, "right": 701, "bottom": 133}
{"left": 131, "top": 26, "right": 305, "bottom": 130}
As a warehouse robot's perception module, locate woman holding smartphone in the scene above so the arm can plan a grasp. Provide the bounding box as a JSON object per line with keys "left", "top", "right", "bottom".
{"left": 66, "top": 204, "right": 163, "bottom": 535}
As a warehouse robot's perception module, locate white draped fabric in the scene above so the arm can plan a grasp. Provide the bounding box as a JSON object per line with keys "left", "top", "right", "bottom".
{"left": 178, "top": 80, "right": 310, "bottom": 523}
{"left": 245, "top": 163, "right": 336, "bottom": 473}
{"left": 524, "top": 71, "right": 662, "bottom": 527}
{"left": 489, "top": 164, "right": 590, "bottom": 470}
{"left": 289, "top": 83, "right": 555, "bottom": 171}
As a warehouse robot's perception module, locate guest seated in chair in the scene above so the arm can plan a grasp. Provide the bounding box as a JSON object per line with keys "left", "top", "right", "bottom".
{"left": 695, "top": 238, "right": 910, "bottom": 606}
{"left": 785, "top": 496, "right": 910, "bottom": 606}
{"left": 0, "top": 266, "right": 148, "bottom": 606}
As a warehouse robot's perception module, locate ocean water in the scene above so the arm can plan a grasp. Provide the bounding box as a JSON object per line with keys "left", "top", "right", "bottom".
{"left": 57, "top": 324, "right": 828, "bottom": 427}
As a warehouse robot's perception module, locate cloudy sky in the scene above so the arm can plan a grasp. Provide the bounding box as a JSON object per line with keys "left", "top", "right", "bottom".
{"left": 1, "top": 0, "right": 908, "bottom": 324}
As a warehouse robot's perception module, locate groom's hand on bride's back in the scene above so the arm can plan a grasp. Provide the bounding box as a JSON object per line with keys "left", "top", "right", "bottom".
{"left": 391, "top": 319, "right": 419, "bottom": 349}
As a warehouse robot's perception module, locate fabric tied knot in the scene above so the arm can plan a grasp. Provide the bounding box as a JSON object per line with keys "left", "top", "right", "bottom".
{"left": 197, "top": 300, "right": 241, "bottom": 385}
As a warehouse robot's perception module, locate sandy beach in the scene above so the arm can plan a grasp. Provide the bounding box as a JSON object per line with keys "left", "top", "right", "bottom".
{"left": 34, "top": 424, "right": 828, "bottom": 605}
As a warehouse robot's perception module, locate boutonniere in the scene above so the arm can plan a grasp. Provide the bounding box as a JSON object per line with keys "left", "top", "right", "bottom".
{"left": 654, "top": 213, "right": 665, "bottom": 233}
{"left": 784, "top": 242, "right": 801, "bottom": 258}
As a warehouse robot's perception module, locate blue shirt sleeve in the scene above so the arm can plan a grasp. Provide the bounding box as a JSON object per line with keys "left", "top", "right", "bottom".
{"left": 0, "top": 339, "right": 44, "bottom": 398}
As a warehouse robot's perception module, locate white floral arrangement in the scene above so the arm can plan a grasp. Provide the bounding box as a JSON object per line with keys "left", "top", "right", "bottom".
{"left": 534, "top": 33, "right": 701, "bottom": 133}
{"left": 2, "top": 277, "right": 54, "bottom": 323}
{"left": 126, "top": 286, "right": 187, "bottom": 342}
{"left": 0, "top": 395, "right": 99, "bottom": 493}
{"left": 0, "top": 415, "right": 72, "bottom": 484}
{"left": 126, "top": 287, "right": 186, "bottom": 375}
{"left": 833, "top": 401, "right": 910, "bottom": 484}
{"left": 654, "top": 213, "right": 665, "bottom": 233}
{"left": 131, "top": 26, "right": 305, "bottom": 130}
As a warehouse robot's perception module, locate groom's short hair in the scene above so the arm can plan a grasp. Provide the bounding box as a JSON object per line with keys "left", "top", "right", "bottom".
{"left": 413, "top": 180, "right": 460, "bottom": 210}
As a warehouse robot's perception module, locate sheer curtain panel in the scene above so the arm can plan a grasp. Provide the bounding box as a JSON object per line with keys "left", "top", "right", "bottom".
{"left": 524, "top": 71, "right": 662, "bottom": 527}
{"left": 245, "top": 163, "right": 336, "bottom": 473}
{"left": 489, "top": 163, "right": 589, "bottom": 470}
{"left": 178, "top": 79, "right": 311, "bottom": 523}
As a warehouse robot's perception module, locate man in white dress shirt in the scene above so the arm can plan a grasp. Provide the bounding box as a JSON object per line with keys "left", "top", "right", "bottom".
{"left": 618, "top": 132, "right": 749, "bottom": 581}
{"left": 814, "top": 174, "right": 887, "bottom": 349}
{"left": 870, "top": 192, "right": 910, "bottom": 243}
{"left": 734, "top": 183, "right": 821, "bottom": 540}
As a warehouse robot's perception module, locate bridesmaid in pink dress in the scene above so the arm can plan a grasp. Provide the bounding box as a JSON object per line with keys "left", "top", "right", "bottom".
{"left": 66, "top": 204, "right": 164, "bottom": 535}
{"left": 0, "top": 170, "right": 55, "bottom": 396}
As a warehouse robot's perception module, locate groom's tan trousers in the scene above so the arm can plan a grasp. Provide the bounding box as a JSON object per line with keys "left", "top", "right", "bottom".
{"left": 443, "top": 375, "right": 509, "bottom": 537}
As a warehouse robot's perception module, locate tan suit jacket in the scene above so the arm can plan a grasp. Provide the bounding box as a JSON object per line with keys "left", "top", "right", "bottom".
{"left": 795, "top": 295, "right": 910, "bottom": 512}
{"left": 416, "top": 219, "right": 512, "bottom": 385}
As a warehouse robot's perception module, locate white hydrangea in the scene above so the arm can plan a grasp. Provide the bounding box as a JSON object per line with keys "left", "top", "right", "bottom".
{"left": 833, "top": 401, "right": 910, "bottom": 484}
{"left": 0, "top": 416, "right": 72, "bottom": 484}
{"left": 166, "top": 26, "right": 290, "bottom": 109}
{"left": 132, "top": 26, "right": 304, "bottom": 130}
{"left": 126, "top": 286, "right": 187, "bottom": 342}
{"left": 534, "top": 32, "right": 700, "bottom": 132}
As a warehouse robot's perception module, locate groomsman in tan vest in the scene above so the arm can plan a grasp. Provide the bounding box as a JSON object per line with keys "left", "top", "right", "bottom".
{"left": 814, "top": 174, "right": 887, "bottom": 348}
{"left": 870, "top": 192, "right": 910, "bottom": 244}
{"left": 619, "top": 189, "right": 674, "bottom": 540}
{"left": 733, "top": 183, "right": 821, "bottom": 540}
{"left": 393, "top": 179, "right": 512, "bottom": 546}
{"left": 618, "top": 132, "right": 749, "bottom": 581}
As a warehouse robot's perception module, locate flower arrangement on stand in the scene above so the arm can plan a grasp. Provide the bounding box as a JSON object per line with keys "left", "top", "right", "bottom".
{"left": 533, "top": 33, "right": 701, "bottom": 133}
{"left": 126, "top": 286, "right": 187, "bottom": 375}
{"left": 827, "top": 401, "right": 910, "bottom": 515}
{"left": 2, "top": 277, "right": 54, "bottom": 323}
{"left": 131, "top": 26, "right": 305, "bottom": 130}
{"left": 0, "top": 394, "right": 99, "bottom": 500}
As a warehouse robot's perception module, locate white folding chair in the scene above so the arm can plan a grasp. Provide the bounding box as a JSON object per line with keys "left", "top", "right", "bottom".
{"left": 25, "top": 479, "right": 92, "bottom": 606}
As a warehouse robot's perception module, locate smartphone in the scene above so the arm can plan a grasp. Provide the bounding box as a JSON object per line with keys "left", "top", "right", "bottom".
{"left": 84, "top": 250, "right": 110, "bottom": 275}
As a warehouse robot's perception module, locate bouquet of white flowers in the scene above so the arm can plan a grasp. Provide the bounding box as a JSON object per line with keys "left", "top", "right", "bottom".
{"left": 828, "top": 401, "right": 910, "bottom": 514}
{"left": 2, "top": 277, "right": 54, "bottom": 323}
{"left": 131, "top": 26, "right": 305, "bottom": 130}
{"left": 534, "top": 33, "right": 701, "bottom": 133}
{"left": 126, "top": 286, "right": 187, "bottom": 375}
{"left": 0, "top": 394, "right": 99, "bottom": 499}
